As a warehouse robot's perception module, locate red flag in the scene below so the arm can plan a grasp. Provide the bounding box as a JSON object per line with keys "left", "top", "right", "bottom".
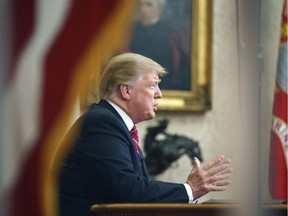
{"left": 269, "top": 0, "right": 288, "bottom": 200}
{"left": 0, "top": 1, "right": 135, "bottom": 216}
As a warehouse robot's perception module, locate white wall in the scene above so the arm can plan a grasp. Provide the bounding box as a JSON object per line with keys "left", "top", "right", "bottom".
{"left": 137, "top": 0, "right": 283, "bottom": 203}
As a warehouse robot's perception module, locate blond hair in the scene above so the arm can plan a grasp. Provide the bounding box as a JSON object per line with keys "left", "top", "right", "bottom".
{"left": 97, "top": 53, "right": 166, "bottom": 100}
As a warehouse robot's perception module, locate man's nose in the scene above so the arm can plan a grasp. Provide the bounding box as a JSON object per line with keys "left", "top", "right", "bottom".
{"left": 155, "top": 85, "right": 162, "bottom": 98}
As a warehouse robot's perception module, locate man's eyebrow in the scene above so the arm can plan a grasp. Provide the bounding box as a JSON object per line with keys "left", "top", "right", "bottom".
{"left": 154, "top": 78, "right": 161, "bottom": 83}
{"left": 151, "top": 79, "right": 161, "bottom": 85}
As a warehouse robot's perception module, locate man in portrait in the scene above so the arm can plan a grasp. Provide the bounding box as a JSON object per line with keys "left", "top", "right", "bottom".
{"left": 127, "top": 0, "right": 191, "bottom": 91}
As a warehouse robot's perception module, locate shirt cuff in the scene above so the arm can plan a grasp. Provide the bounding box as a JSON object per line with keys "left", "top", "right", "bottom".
{"left": 183, "top": 183, "right": 198, "bottom": 204}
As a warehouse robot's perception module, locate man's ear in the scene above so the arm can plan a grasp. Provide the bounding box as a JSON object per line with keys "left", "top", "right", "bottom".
{"left": 119, "top": 84, "right": 132, "bottom": 100}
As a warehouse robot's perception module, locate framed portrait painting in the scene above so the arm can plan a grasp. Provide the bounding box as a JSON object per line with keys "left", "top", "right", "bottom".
{"left": 126, "top": 0, "right": 212, "bottom": 111}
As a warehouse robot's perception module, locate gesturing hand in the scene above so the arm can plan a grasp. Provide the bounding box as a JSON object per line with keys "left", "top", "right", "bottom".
{"left": 186, "top": 155, "right": 233, "bottom": 200}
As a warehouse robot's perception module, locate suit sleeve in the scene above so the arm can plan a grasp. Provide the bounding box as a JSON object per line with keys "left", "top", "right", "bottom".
{"left": 75, "top": 111, "right": 188, "bottom": 203}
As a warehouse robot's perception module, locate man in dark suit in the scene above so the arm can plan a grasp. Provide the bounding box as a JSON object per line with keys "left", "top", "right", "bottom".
{"left": 52, "top": 53, "right": 232, "bottom": 216}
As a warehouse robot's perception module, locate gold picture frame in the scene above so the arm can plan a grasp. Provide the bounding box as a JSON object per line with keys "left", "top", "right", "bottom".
{"left": 125, "top": 0, "right": 212, "bottom": 112}
{"left": 157, "top": 0, "right": 212, "bottom": 111}
{"left": 84, "top": 0, "right": 212, "bottom": 112}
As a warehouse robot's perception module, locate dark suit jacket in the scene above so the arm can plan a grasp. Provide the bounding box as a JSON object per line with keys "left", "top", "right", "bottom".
{"left": 53, "top": 100, "right": 188, "bottom": 216}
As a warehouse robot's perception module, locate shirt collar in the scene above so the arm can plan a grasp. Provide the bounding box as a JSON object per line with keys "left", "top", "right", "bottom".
{"left": 106, "top": 99, "right": 134, "bottom": 131}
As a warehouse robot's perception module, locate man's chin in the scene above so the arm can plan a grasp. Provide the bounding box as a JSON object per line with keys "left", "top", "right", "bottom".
{"left": 144, "top": 111, "right": 156, "bottom": 121}
{"left": 150, "top": 111, "right": 156, "bottom": 119}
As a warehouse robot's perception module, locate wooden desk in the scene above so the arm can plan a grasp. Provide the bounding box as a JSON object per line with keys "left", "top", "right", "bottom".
{"left": 91, "top": 203, "right": 237, "bottom": 216}
{"left": 91, "top": 203, "right": 287, "bottom": 216}
{"left": 262, "top": 204, "right": 287, "bottom": 216}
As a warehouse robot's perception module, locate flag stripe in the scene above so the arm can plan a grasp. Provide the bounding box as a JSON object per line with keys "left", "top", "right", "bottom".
{"left": 10, "top": 1, "right": 73, "bottom": 214}
{"left": 42, "top": 0, "right": 117, "bottom": 132}
{"left": 9, "top": 0, "right": 35, "bottom": 84}
{"left": 1, "top": 0, "right": 36, "bottom": 214}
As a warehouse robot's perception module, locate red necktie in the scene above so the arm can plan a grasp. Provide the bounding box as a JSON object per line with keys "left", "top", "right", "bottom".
{"left": 130, "top": 125, "right": 140, "bottom": 156}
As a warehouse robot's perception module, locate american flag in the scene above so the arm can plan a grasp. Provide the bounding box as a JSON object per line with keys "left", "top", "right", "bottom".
{"left": 0, "top": 1, "right": 135, "bottom": 215}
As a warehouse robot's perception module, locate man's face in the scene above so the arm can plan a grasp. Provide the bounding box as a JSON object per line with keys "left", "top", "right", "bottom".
{"left": 128, "top": 71, "right": 162, "bottom": 123}
{"left": 138, "top": 0, "right": 162, "bottom": 26}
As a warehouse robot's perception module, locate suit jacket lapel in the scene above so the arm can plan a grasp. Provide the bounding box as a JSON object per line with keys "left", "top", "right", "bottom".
{"left": 91, "top": 100, "right": 149, "bottom": 178}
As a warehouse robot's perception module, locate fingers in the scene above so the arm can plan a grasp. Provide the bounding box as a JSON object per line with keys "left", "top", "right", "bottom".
{"left": 203, "top": 156, "right": 231, "bottom": 177}
{"left": 205, "top": 156, "right": 233, "bottom": 188}
{"left": 218, "top": 166, "right": 233, "bottom": 176}
{"left": 193, "top": 157, "right": 201, "bottom": 169}
{"left": 211, "top": 179, "right": 232, "bottom": 190}
{"left": 209, "top": 173, "right": 231, "bottom": 182}
{"left": 210, "top": 185, "right": 229, "bottom": 191}
{"left": 203, "top": 155, "right": 225, "bottom": 171}
{"left": 208, "top": 161, "right": 232, "bottom": 176}
{"left": 205, "top": 178, "right": 232, "bottom": 192}
{"left": 186, "top": 155, "right": 233, "bottom": 199}
{"left": 213, "top": 179, "right": 231, "bottom": 187}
